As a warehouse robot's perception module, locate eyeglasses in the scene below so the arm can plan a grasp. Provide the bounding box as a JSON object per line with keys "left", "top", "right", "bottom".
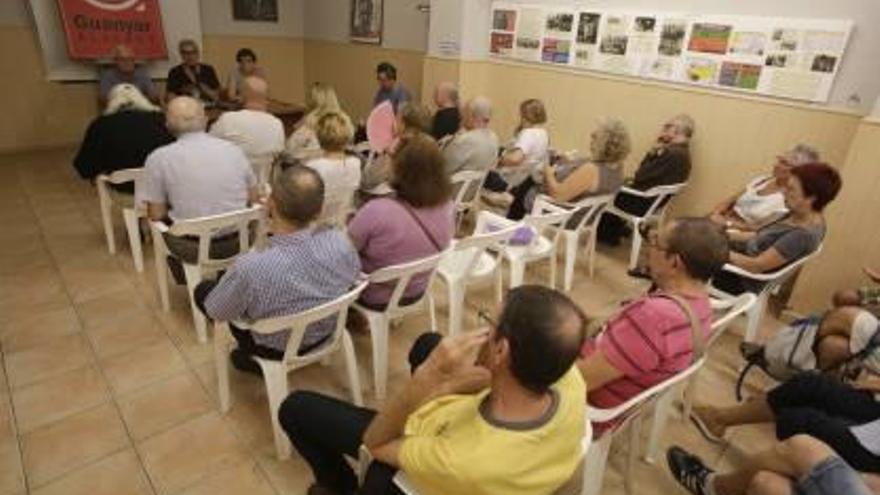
{"left": 638, "top": 224, "right": 668, "bottom": 252}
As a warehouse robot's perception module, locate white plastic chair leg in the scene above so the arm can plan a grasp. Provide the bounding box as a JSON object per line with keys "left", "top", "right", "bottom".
{"left": 447, "top": 281, "right": 465, "bottom": 336}
{"left": 645, "top": 387, "right": 677, "bottom": 465}
{"left": 98, "top": 183, "right": 116, "bottom": 255}
{"left": 626, "top": 415, "right": 642, "bottom": 495}
{"left": 548, "top": 251, "right": 557, "bottom": 288}
{"left": 122, "top": 208, "right": 143, "bottom": 272}
{"left": 261, "top": 363, "right": 292, "bottom": 460}
{"left": 682, "top": 375, "right": 696, "bottom": 422}
{"left": 428, "top": 294, "right": 438, "bottom": 333}
{"left": 342, "top": 331, "right": 364, "bottom": 407}
{"left": 582, "top": 433, "right": 611, "bottom": 495}
{"left": 214, "top": 323, "right": 232, "bottom": 413}
{"left": 153, "top": 236, "right": 171, "bottom": 312}
{"left": 587, "top": 229, "right": 598, "bottom": 278}
{"left": 628, "top": 225, "right": 643, "bottom": 270}
{"left": 509, "top": 260, "right": 526, "bottom": 288}
{"left": 563, "top": 232, "right": 578, "bottom": 291}
{"left": 367, "top": 312, "right": 390, "bottom": 400}
{"left": 182, "top": 263, "right": 208, "bottom": 343}
{"left": 744, "top": 294, "right": 767, "bottom": 343}
{"left": 494, "top": 267, "right": 504, "bottom": 304}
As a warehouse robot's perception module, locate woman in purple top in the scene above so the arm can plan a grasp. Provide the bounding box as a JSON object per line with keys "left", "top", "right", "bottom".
{"left": 348, "top": 133, "right": 454, "bottom": 308}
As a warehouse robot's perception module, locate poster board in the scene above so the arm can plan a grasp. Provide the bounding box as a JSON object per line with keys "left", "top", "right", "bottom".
{"left": 489, "top": 3, "right": 853, "bottom": 103}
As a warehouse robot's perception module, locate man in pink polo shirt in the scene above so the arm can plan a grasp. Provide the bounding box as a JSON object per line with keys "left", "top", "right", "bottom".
{"left": 578, "top": 218, "right": 729, "bottom": 422}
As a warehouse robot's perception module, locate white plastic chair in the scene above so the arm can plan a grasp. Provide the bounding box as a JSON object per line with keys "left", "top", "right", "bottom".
{"left": 151, "top": 206, "right": 266, "bottom": 343}
{"left": 709, "top": 245, "right": 822, "bottom": 343}
{"left": 482, "top": 198, "right": 572, "bottom": 289}
{"left": 96, "top": 168, "right": 146, "bottom": 272}
{"left": 535, "top": 193, "right": 615, "bottom": 291}
{"left": 583, "top": 356, "right": 707, "bottom": 495}
{"left": 214, "top": 281, "right": 367, "bottom": 460}
{"left": 450, "top": 170, "right": 488, "bottom": 230}
{"left": 436, "top": 214, "right": 520, "bottom": 336}
{"left": 353, "top": 252, "right": 447, "bottom": 400}
{"left": 603, "top": 183, "right": 687, "bottom": 270}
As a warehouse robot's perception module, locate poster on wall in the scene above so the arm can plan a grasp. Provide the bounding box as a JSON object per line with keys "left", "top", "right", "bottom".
{"left": 232, "top": 0, "right": 278, "bottom": 22}
{"left": 350, "top": 0, "right": 383, "bottom": 44}
{"left": 56, "top": 0, "right": 168, "bottom": 60}
{"left": 514, "top": 7, "right": 544, "bottom": 60}
{"left": 542, "top": 11, "right": 574, "bottom": 64}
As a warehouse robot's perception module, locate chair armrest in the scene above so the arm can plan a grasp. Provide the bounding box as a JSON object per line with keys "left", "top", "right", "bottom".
{"left": 149, "top": 220, "right": 170, "bottom": 234}
{"left": 720, "top": 263, "right": 782, "bottom": 282}
{"left": 617, "top": 186, "right": 652, "bottom": 198}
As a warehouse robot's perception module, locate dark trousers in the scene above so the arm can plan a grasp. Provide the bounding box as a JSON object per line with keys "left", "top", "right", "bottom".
{"left": 507, "top": 177, "right": 536, "bottom": 221}
{"left": 483, "top": 171, "right": 508, "bottom": 192}
{"left": 597, "top": 190, "right": 654, "bottom": 244}
{"left": 279, "top": 332, "right": 443, "bottom": 494}
{"left": 767, "top": 373, "right": 880, "bottom": 472}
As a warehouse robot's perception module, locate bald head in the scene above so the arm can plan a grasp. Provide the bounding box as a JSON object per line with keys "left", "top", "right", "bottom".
{"left": 271, "top": 165, "right": 325, "bottom": 227}
{"left": 242, "top": 76, "right": 269, "bottom": 110}
{"left": 462, "top": 96, "right": 492, "bottom": 130}
{"left": 166, "top": 96, "right": 206, "bottom": 136}
{"left": 433, "top": 82, "right": 459, "bottom": 109}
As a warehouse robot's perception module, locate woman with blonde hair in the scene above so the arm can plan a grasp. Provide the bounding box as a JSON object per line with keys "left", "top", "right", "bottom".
{"left": 286, "top": 82, "right": 348, "bottom": 161}
{"left": 73, "top": 83, "right": 174, "bottom": 193}
{"left": 304, "top": 111, "right": 361, "bottom": 226}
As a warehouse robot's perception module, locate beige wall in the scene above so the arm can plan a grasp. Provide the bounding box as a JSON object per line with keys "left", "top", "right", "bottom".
{"left": 303, "top": 39, "right": 424, "bottom": 121}
{"left": 202, "top": 35, "right": 305, "bottom": 104}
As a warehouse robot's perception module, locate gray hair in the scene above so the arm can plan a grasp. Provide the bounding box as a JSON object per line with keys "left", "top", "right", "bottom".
{"left": 468, "top": 96, "right": 493, "bottom": 122}
{"left": 271, "top": 164, "right": 324, "bottom": 226}
{"left": 166, "top": 96, "right": 206, "bottom": 135}
{"left": 438, "top": 82, "right": 459, "bottom": 106}
{"left": 178, "top": 38, "right": 199, "bottom": 52}
{"left": 788, "top": 144, "right": 820, "bottom": 165}
{"left": 104, "top": 83, "right": 159, "bottom": 115}
{"left": 668, "top": 113, "right": 696, "bottom": 139}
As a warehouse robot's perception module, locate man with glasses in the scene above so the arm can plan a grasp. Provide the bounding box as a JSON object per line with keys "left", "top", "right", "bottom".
{"left": 165, "top": 39, "right": 221, "bottom": 104}
{"left": 98, "top": 44, "right": 159, "bottom": 108}
{"left": 577, "top": 218, "right": 728, "bottom": 431}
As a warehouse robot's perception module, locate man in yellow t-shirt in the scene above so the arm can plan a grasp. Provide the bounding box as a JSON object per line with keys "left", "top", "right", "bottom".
{"left": 279, "top": 285, "right": 588, "bottom": 495}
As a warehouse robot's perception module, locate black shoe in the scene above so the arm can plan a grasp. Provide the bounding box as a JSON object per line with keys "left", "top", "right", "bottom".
{"left": 667, "top": 446, "right": 713, "bottom": 495}
{"left": 230, "top": 349, "right": 264, "bottom": 376}
{"left": 627, "top": 267, "right": 652, "bottom": 280}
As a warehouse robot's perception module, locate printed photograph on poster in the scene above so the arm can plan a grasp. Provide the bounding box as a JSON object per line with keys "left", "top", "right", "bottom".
{"left": 542, "top": 38, "right": 571, "bottom": 64}
{"left": 576, "top": 13, "right": 601, "bottom": 45}
{"left": 516, "top": 37, "right": 541, "bottom": 55}
{"left": 811, "top": 54, "right": 837, "bottom": 73}
{"left": 492, "top": 9, "right": 517, "bottom": 31}
{"left": 491, "top": 32, "right": 515, "bottom": 55}
{"left": 545, "top": 13, "right": 574, "bottom": 37}
{"left": 600, "top": 35, "right": 628, "bottom": 55}
{"left": 771, "top": 29, "right": 799, "bottom": 51}
{"left": 802, "top": 31, "right": 845, "bottom": 53}
{"left": 634, "top": 17, "right": 657, "bottom": 33}
{"left": 765, "top": 53, "right": 788, "bottom": 67}
{"left": 718, "top": 62, "right": 762, "bottom": 90}
{"left": 350, "top": 0, "right": 383, "bottom": 44}
{"left": 729, "top": 32, "right": 767, "bottom": 56}
{"left": 574, "top": 48, "right": 592, "bottom": 67}
{"left": 688, "top": 23, "right": 732, "bottom": 54}
{"left": 684, "top": 57, "right": 718, "bottom": 84}
{"left": 233, "top": 0, "right": 278, "bottom": 22}
{"left": 658, "top": 20, "right": 687, "bottom": 56}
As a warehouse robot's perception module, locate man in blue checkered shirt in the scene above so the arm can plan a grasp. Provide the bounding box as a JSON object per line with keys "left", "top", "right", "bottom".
{"left": 194, "top": 165, "right": 361, "bottom": 373}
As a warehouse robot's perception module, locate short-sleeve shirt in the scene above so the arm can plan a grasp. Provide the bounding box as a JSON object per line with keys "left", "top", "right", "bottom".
{"left": 209, "top": 109, "right": 285, "bottom": 182}
{"left": 348, "top": 198, "right": 454, "bottom": 306}
{"left": 373, "top": 84, "right": 412, "bottom": 112}
{"left": 442, "top": 128, "right": 499, "bottom": 176}
{"left": 741, "top": 218, "right": 825, "bottom": 263}
{"left": 399, "top": 367, "right": 587, "bottom": 495}
{"left": 99, "top": 66, "right": 157, "bottom": 101}
{"left": 304, "top": 155, "right": 362, "bottom": 225}
{"left": 582, "top": 292, "right": 713, "bottom": 410}
{"left": 165, "top": 63, "right": 221, "bottom": 101}
{"left": 732, "top": 175, "right": 788, "bottom": 227}
{"left": 141, "top": 132, "right": 256, "bottom": 220}
{"left": 431, "top": 107, "right": 461, "bottom": 140}
{"left": 502, "top": 127, "right": 549, "bottom": 187}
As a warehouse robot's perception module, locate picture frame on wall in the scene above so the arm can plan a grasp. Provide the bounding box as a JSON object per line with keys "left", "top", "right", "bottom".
{"left": 232, "top": 0, "right": 278, "bottom": 22}
{"left": 350, "top": 0, "right": 383, "bottom": 44}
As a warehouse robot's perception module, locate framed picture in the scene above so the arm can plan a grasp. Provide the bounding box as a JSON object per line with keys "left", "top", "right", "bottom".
{"left": 232, "top": 0, "right": 278, "bottom": 22}
{"left": 350, "top": 0, "right": 383, "bottom": 44}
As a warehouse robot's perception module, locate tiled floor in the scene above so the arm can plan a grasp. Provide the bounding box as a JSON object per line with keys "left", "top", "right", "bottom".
{"left": 0, "top": 148, "right": 780, "bottom": 494}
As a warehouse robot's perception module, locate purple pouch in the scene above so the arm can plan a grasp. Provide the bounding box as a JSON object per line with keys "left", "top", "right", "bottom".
{"left": 487, "top": 223, "right": 534, "bottom": 245}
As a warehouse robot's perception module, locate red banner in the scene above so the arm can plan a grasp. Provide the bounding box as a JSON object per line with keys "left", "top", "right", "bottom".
{"left": 57, "top": 0, "right": 168, "bottom": 60}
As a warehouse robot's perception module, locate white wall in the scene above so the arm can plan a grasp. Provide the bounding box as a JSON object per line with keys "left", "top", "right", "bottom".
{"left": 305, "top": 0, "right": 429, "bottom": 51}
{"left": 439, "top": 0, "right": 880, "bottom": 112}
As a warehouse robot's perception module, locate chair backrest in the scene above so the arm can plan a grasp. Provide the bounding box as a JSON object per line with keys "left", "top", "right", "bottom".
{"left": 526, "top": 198, "right": 575, "bottom": 246}
{"left": 364, "top": 250, "right": 448, "bottom": 314}
{"left": 707, "top": 293, "right": 757, "bottom": 348}
{"left": 245, "top": 281, "right": 369, "bottom": 363}
{"left": 101, "top": 168, "right": 144, "bottom": 185}
{"left": 617, "top": 182, "right": 686, "bottom": 221}
{"left": 535, "top": 193, "right": 614, "bottom": 233}
{"left": 450, "top": 170, "right": 488, "bottom": 213}
{"left": 442, "top": 218, "right": 520, "bottom": 278}
{"left": 165, "top": 205, "right": 266, "bottom": 266}
{"left": 716, "top": 243, "right": 824, "bottom": 295}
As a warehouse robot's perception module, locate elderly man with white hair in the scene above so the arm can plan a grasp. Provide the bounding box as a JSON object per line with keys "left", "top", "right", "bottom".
{"left": 210, "top": 76, "right": 285, "bottom": 186}
{"left": 431, "top": 81, "right": 461, "bottom": 140}
{"left": 98, "top": 44, "right": 159, "bottom": 107}
{"left": 441, "top": 96, "right": 499, "bottom": 177}
{"left": 142, "top": 96, "right": 259, "bottom": 274}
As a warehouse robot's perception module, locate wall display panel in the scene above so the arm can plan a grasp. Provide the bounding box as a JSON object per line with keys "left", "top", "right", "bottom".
{"left": 488, "top": 2, "right": 852, "bottom": 103}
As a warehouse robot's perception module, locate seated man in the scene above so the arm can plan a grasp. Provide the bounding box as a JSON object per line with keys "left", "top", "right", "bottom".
{"left": 165, "top": 39, "right": 221, "bottom": 103}
{"left": 210, "top": 76, "right": 285, "bottom": 185}
{"left": 668, "top": 435, "right": 875, "bottom": 495}
{"left": 834, "top": 266, "right": 880, "bottom": 314}
{"left": 142, "top": 96, "right": 259, "bottom": 268}
{"left": 194, "top": 165, "right": 361, "bottom": 371}
{"left": 98, "top": 44, "right": 159, "bottom": 107}
{"left": 578, "top": 218, "right": 728, "bottom": 428}
{"left": 598, "top": 114, "right": 694, "bottom": 245}
{"left": 279, "top": 285, "right": 588, "bottom": 495}
{"left": 441, "top": 96, "right": 499, "bottom": 176}
{"left": 682, "top": 372, "right": 880, "bottom": 494}
{"left": 373, "top": 62, "right": 412, "bottom": 112}
{"left": 431, "top": 82, "right": 461, "bottom": 140}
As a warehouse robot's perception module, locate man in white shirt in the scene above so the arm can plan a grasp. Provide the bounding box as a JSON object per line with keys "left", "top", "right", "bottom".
{"left": 142, "top": 96, "right": 258, "bottom": 271}
{"left": 442, "top": 96, "right": 499, "bottom": 177}
{"left": 210, "top": 76, "right": 285, "bottom": 186}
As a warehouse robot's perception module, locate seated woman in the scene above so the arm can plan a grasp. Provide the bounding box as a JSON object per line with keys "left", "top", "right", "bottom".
{"left": 73, "top": 83, "right": 174, "bottom": 193}
{"left": 482, "top": 99, "right": 550, "bottom": 217}
{"left": 709, "top": 144, "right": 820, "bottom": 231}
{"left": 225, "top": 48, "right": 267, "bottom": 103}
{"left": 527, "top": 117, "right": 630, "bottom": 222}
{"left": 359, "top": 102, "right": 432, "bottom": 194}
{"left": 348, "top": 133, "right": 454, "bottom": 310}
{"left": 304, "top": 111, "right": 361, "bottom": 227}
{"left": 713, "top": 162, "right": 842, "bottom": 295}
{"left": 285, "top": 82, "right": 347, "bottom": 162}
